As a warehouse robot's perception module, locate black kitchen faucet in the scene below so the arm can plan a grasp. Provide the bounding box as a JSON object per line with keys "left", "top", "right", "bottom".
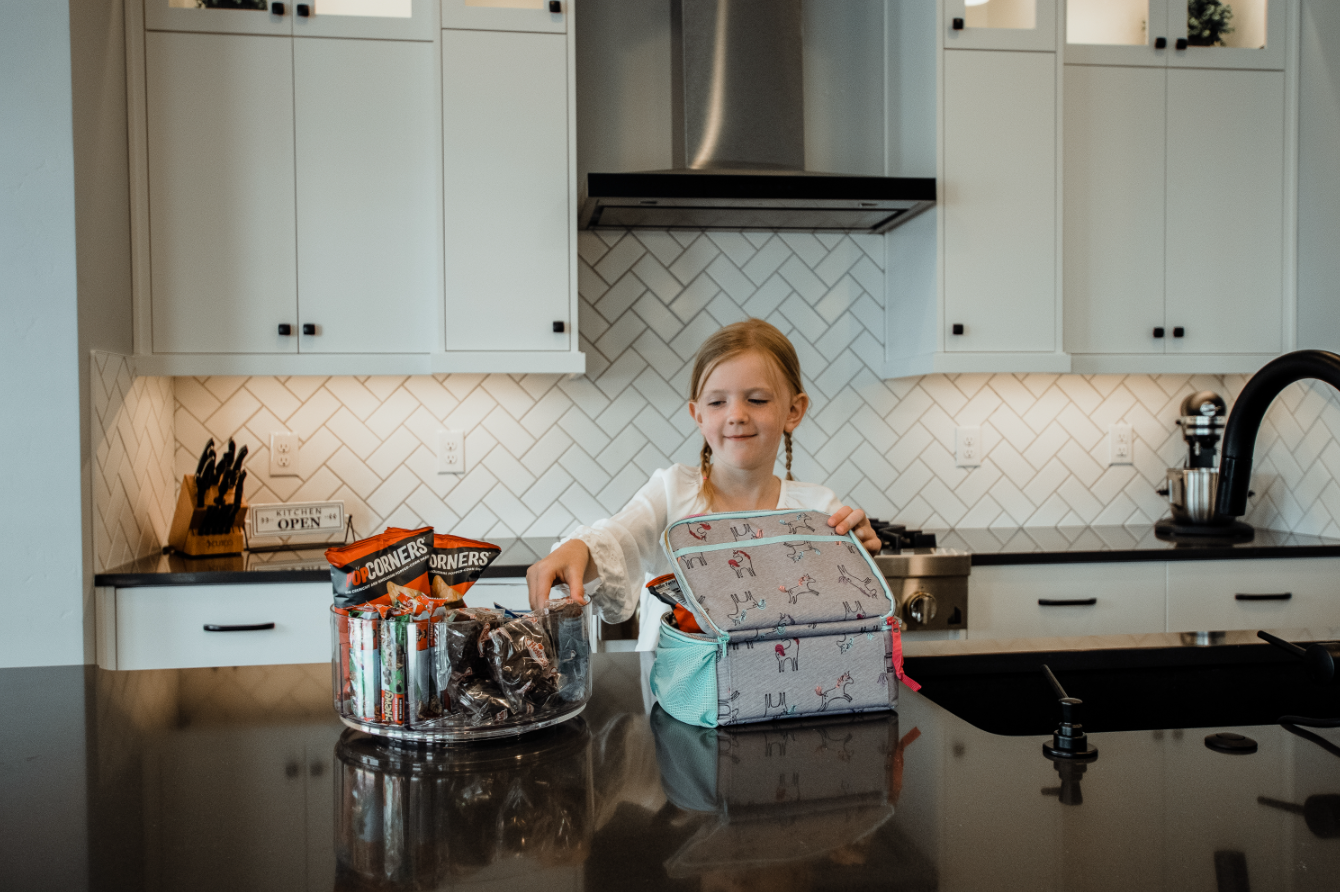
{"left": 1217, "top": 349, "right": 1340, "bottom": 520}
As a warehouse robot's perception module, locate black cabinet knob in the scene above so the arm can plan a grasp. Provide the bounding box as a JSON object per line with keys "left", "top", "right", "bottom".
{"left": 548, "top": 0, "right": 561, "bottom": 12}
{"left": 278, "top": 323, "right": 293, "bottom": 336}
{"left": 1154, "top": 37, "right": 1167, "bottom": 49}
{"left": 1173, "top": 327, "right": 1185, "bottom": 338}
{"left": 553, "top": 320, "right": 565, "bottom": 333}
{"left": 302, "top": 323, "right": 316, "bottom": 336}
{"left": 952, "top": 17, "right": 965, "bottom": 31}
{"left": 951, "top": 323, "right": 965, "bottom": 336}
{"left": 271, "top": 2, "right": 285, "bottom": 15}
{"left": 1153, "top": 327, "right": 1165, "bottom": 338}
{"left": 1176, "top": 38, "right": 1188, "bottom": 50}
{"left": 296, "top": 3, "right": 309, "bottom": 15}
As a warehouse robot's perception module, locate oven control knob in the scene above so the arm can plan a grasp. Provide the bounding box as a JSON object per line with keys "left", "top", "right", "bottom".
{"left": 906, "top": 590, "right": 937, "bottom": 625}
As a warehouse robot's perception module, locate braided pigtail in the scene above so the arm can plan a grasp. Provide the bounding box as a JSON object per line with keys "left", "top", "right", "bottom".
{"left": 699, "top": 440, "right": 715, "bottom": 510}
{"left": 784, "top": 430, "right": 794, "bottom": 481}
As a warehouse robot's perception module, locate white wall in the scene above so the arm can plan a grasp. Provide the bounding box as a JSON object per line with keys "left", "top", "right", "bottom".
{"left": 0, "top": 3, "right": 87, "bottom": 667}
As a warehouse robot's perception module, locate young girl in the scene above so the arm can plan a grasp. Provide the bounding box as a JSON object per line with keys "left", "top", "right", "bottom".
{"left": 525, "top": 318, "right": 881, "bottom": 649}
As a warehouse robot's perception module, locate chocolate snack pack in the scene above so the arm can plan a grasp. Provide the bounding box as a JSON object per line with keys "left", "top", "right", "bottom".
{"left": 328, "top": 527, "right": 592, "bottom": 741}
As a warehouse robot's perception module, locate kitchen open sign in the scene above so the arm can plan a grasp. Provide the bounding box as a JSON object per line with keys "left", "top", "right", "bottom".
{"left": 251, "top": 501, "right": 345, "bottom": 536}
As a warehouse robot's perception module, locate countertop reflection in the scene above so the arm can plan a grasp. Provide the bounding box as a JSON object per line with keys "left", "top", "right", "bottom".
{"left": 4, "top": 653, "right": 1339, "bottom": 890}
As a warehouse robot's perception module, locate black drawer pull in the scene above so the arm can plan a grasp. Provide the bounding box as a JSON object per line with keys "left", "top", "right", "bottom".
{"left": 204, "top": 622, "right": 276, "bottom": 632}
{"left": 271, "top": 2, "right": 285, "bottom": 15}
{"left": 1154, "top": 37, "right": 1167, "bottom": 49}
{"left": 1038, "top": 598, "right": 1097, "bottom": 607}
{"left": 302, "top": 323, "right": 316, "bottom": 336}
{"left": 1235, "top": 593, "right": 1292, "bottom": 602}
{"left": 1153, "top": 327, "right": 1165, "bottom": 338}
{"left": 952, "top": 17, "right": 964, "bottom": 30}
{"left": 951, "top": 323, "right": 964, "bottom": 335}
{"left": 277, "top": 323, "right": 292, "bottom": 336}
{"left": 1176, "top": 38, "right": 1188, "bottom": 50}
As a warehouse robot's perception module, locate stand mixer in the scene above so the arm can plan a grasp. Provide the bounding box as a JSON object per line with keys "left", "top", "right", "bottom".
{"left": 1155, "top": 391, "right": 1254, "bottom": 542}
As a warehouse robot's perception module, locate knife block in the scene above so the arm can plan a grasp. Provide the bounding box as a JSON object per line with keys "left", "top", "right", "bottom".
{"left": 168, "top": 475, "right": 249, "bottom": 557}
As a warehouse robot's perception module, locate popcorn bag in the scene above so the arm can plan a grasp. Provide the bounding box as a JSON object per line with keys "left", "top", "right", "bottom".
{"left": 327, "top": 527, "right": 593, "bottom": 742}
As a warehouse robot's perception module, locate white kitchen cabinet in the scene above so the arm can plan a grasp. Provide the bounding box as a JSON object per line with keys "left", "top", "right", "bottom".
{"left": 293, "top": 37, "right": 439, "bottom": 355}
{"left": 968, "top": 562, "right": 1168, "bottom": 640}
{"left": 140, "top": 17, "right": 440, "bottom": 360}
{"left": 1065, "top": 0, "right": 1287, "bottom": 71}
{"left": 441, "top": 0, "right": 567, "bottom": 33}
{"left": 146, "top": 31, "right": 299, "bottom": 356}
{"left": 144, "top": 0, "right": 437, "bottom": 40}
{"left": 1166, "top": 557, "right": 1339, "bottom": 632}
{"left": 1063, "top": 64, "right": 1287, "bottom": 361}
{"left": 95, "top": 582, "right": 331, "bottom": 670}
{"left": 942, "top": 49, "right": 1059, "bottom": 357}
{"left": 885, "top": 2, "right": 1068, "bottom": 378}
{"left": 942, "top": 0, "right": 1059, "bottom": 52}
{"left": 1062, "top": 0, "right": 1296, "bottom": 372}
{"left": 440, "top": 26, "right": 578, "bottom": 360}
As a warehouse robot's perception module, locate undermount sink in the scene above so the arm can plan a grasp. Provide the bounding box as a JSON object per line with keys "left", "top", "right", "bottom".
{"left": 905, "top": 642, "right": 1340, "bottom": 736}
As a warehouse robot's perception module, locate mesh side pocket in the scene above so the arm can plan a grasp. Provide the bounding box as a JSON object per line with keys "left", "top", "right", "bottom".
{"left": 651, "top": 617, "right": 723, "bottom": 728}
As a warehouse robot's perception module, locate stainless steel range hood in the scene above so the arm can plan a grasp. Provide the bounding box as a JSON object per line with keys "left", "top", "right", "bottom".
{"left": 579, "top": 0, "right": 935, "bottom": 234}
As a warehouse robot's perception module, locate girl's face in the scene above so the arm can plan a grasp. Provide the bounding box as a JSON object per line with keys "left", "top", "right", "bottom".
{"left": 689, "top": 350, "right": 809, "bottom": 473}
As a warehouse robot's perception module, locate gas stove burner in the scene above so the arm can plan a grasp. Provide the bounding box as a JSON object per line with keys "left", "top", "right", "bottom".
{"left": 1154, "top": 517, "right": 1254, "bottom": 544}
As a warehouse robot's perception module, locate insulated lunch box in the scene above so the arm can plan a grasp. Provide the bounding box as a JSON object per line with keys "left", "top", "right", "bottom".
{"left": 650, "top": 510, "right": 916, "bottom": 727}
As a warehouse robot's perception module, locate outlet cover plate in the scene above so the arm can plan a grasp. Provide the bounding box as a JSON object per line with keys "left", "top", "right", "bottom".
{"left": 956, "top": 425, "right": 982, "bottom": 468}
{"left": 1109, "top": 423, "right": 1134, "bottom": 466}
{"left": 270, "top": 432, "right": 300, "bottom": 477}
{"left": 436, "top": 429, "right": 464, "bottom": 474}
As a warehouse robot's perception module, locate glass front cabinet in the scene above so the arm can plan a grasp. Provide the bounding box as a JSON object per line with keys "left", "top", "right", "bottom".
{"left": 1065, "top": 0, "right": 1285, "bottom": 70}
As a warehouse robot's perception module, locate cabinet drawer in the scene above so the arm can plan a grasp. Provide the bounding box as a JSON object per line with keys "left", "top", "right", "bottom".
{"left": 100, "top": 583, "right": 331, "bottom": 670}
{"left": 1166, "top": 558, "right": 1340, "bottom": 633}
{"left": 968, "top": 563, "right": 1166, "bottom": 641}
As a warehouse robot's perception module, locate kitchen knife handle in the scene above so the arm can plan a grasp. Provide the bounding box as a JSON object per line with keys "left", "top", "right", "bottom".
{"left": 1235, "top": 592, "right": 1292, "bottom": 601}
{"left": 204, "top": 623, "right": 276, "bottom": 632}
{"left": 1038, "top": 598, "right": 1098, "bottom": 607}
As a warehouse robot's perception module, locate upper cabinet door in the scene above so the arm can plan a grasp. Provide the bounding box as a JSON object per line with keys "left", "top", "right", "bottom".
{"left": 293, "top": 0, "right": 437, "bottom": 41}
{"left": 440, "top": 0, "right": 566, "bottom": 33}
{"left": 146, "top": 31, "right": 299, "bottom": 354}
{"left": 943, "top": 0, "right": 1058, "bottom": 52}
{"left": 442, "top": 29, "right": 571, "bottom": 352}
{"left": 293, "top": 38, "right": 438, "bottom": 354}
{"left": 1064, "top": 0, "right": 1174, "bottom": 66}
{"left": 144, "top": 0, "right": 293, "bottom": 36}
{"left": 1166, "top": 0, "right": 1287, "bottom": 70}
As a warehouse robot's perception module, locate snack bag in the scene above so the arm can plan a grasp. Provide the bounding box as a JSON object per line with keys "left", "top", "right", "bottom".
{"left": 486, "top": 615, "right": 559, "bottom": 715}
{"left": 346, "top": 614, "right": 380, "bottom": 722}
{"left": 386, "top": 530, "right": 501, "bottom": 605}
{"left": 438, "top": 607, "right": 504, "bottom": 713}
{"left": 537, "top": 598, "right": 589, "bottom": 703}
{"left": 380, "top": 614, "right": 411, "bottom": 726}
{"left": 326, "top": 527, "right": 433, "bottom": 609}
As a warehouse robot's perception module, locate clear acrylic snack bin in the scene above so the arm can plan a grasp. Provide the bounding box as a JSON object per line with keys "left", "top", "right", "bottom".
{"left": 330, "top": 601, "right": 593, "bottom": 743}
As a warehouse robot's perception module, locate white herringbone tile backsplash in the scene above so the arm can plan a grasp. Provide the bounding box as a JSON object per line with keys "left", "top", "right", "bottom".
{"left": 93, "top": 229, "right": 1340, "bottom": 570}
{"left": 90, "top": 352, "right": 175, "bottom": 572}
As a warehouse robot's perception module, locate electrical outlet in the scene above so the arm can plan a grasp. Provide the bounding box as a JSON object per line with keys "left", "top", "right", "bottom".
{"left": 1109, "top": 423, "right": 1134, "bottom": 466}
{"left": 956, "top": 425, "right": 982, "bottom": 468}
{"left": 270, "top": 432, "right": 300, "bottom": 477}
{"left": 436, "top": 429, "right": 464, "bottom": 474}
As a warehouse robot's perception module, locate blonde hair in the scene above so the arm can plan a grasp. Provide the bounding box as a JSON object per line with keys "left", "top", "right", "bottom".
{"left": 689, "top": 319, "right": 805, "bottom": 510}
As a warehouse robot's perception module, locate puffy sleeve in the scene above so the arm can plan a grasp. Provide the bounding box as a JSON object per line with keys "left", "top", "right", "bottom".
{"left": 560, "top": 466, "right": 696, "bottom": 624}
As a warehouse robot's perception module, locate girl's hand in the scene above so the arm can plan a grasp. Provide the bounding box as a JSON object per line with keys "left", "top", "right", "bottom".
{"left": 828, "top": 506, "right": 882, "bottom": 555}
{"left": 525, "top": 539, "right": 593, "bottom": 612}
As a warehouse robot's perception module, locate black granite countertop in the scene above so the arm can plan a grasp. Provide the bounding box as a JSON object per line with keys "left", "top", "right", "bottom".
{"left": 95, "top": 525, "right": 1340, "bottom": 588}
{"left": 7, "top": 650, "right": 1338, "bottom": 889}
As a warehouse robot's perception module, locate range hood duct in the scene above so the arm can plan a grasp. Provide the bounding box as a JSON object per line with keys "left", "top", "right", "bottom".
{"left": 580, "top": 0, "right": 935, "bottom": 234}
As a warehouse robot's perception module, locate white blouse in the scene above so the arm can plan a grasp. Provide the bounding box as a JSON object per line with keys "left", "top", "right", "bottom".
{"left": 564, "top": 463, "right": 844, "bottom": 649}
